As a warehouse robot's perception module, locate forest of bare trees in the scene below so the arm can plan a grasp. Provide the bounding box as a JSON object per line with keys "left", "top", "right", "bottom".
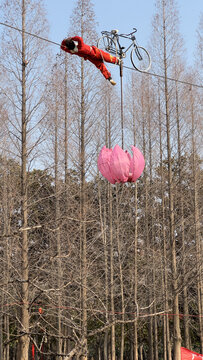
{"left": 0, "top": 0, "right": 202, "bottom": 359}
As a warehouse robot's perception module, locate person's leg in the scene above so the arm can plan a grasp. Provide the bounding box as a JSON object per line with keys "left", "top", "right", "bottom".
{"left": 88, "top": 57, "right": 111, "bottom": 78}
{"left": 88, "top": 57, "right": 116, "bottom": 85}
{"left": 91, "top": 46, "right": 119, "bottom": 65}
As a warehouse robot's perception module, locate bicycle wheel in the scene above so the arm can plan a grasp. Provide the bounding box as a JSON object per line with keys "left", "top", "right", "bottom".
{"left": 130, "top": 46, "right": 151, "bottom": 72}
{"left": 97, "top": 35, "right": 118, "bottom": 58}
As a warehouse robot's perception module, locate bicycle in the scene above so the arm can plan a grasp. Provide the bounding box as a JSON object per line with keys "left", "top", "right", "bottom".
{"left": 97, "top": 28, "right": 151, "bottom": 73}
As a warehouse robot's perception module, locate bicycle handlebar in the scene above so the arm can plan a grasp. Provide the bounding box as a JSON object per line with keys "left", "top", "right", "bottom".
{"left": 119, "top": 28, "right": 137, "bottom": 38}
{"left": 101, "top": 28, "right": 137, "bottom": 39}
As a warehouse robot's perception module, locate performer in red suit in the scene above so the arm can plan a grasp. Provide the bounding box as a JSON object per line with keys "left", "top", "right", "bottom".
{"left": 61, "top": 36, "right": 120, "bottom": 85}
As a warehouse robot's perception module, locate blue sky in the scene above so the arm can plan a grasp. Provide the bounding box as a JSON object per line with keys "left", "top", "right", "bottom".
{"left": 44, "top": 0, "right": 202, "bottom": 67}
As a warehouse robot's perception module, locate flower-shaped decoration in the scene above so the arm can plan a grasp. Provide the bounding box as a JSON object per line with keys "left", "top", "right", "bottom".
{"left": 98, "top": 144, "right": 145, "bottom": 184}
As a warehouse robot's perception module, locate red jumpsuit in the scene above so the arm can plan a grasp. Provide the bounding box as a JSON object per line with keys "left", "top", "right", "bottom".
{"left": 61, "top": 36, "right": 119, "bottom": 80}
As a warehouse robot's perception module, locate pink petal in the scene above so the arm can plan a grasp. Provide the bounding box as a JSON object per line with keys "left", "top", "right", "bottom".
{"left": 130, "top": 146, "right": 145, "bottom": 181}
{"left": 125, "top": 150, "right": 132, "bottom": 162}
{"left": 110, "top": 145, "right": 130, "bottom": 183}
{"left": 97, "top": 146, "right": 115, "bottom": 184}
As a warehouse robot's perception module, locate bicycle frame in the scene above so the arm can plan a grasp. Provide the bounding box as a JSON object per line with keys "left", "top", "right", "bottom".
{"left": 101, "top": 28, "right": 138, "bottom": 58}
{"left": 98, "top": 28, "right": 151, "bottom": 72}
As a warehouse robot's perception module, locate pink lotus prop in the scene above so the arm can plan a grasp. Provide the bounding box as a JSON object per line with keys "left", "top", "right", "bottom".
{"left": 98, "top": 144, "right": 145, "bottom": 184}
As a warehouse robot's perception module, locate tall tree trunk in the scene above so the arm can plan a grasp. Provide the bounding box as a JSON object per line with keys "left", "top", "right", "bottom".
{"left": 109, "top": 183, "right": 116, "bottom": 360}
{"left": 99, "top": 97, "right": 110, "bottom": 360}
{"left": 152, "top": 222, "right": 158, "bottom": 360}
{"left": 0, "top": 295, "right": 3, "bottom": 360}
{"left": 18, "top": 1, "right": 30, "bottom": 358}
{"left": 158, "top": 84, "right": 172, "bottom": 360}
{"left": 63, "top": 52, "right": 72, "bottom": 356}
{"left": 98, "top": 178, "right": 109, "bottom": 360}
{"left": 115, "top": 186, "right": 125, "bottom": 360}
{"left": 3, "top": 240, "right": 10, "bottom": 360}
{"left": 54, "top": 90, "right": 63, "bottom": 359}
{"left": 133, "top": 181, "right": 139, "bottom": 360}
{"left": 147, "top": 84, "right": 159, "bottom": 360}
{"left": 141, "top": 90, "right": 153, "bottom": 360}
{"left": 106, "top": 93, "right": 116, "bottom": 360}
{"left": 133, "top": 114, "right": 138, "bottom": 360}
{"left": 64, "top": 54, "right": 68, "bottom": 189}
{"left": 175, "top": 84, "right": 190, "bottom": 348}
{"left": 2, "top": 158, "right": 10, "bottom": 360}
{"left": 162, "top": 2, "right": 181, "bottom": 357}
{"left": 190, "top": 90, "right": 203, "bottom": 352}
{"left": 105, "top": 94, "right": 116, "bottom": 360}
{"left": 80, "top": 56, "right": 87, "bottom": 359}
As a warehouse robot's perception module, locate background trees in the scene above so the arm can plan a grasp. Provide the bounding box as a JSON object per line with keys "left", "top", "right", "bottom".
{"left": 0, "top": 0, "right": 202, "bottom": 359}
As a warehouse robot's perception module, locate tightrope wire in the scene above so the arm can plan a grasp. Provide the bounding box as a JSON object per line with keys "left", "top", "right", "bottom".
{"left": 123, "top": 64, "right": 203, "bottom": 89}
{"left": 0, "top": 20, "right": 202, "bottom": 90}
{"left": 0, "top": 21, "right": 60, "bottom": 46}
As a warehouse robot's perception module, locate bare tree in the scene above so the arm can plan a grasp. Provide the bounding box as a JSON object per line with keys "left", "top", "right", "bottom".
{"left": 157, "top": 79, "right": 172, "bottom": 360}
{"left": 189, "top": 85, "right": 203, "bottom": 353}
{"left": 0, "top": 0, "right": 50, "bottom": 358}
{"left": 151, "top": 1, "right": 185, "bottom": 357}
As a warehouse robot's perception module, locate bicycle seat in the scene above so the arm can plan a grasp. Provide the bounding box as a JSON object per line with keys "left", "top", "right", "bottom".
{"left": 111, "top": 29, "right": 119, "bottom": 34}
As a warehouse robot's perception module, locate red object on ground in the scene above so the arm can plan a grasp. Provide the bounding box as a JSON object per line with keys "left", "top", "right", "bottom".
{"left": 61, "top": 36, "right": 119, "bottom": 80}
{"left": 31, "top": 343, "right": 35, "bottom": 360}
{"left": 38, "top": 307, "right": 43, "bottom": 314}
{"left": 181, "top": 347, "right": 203, "bottom": 359}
